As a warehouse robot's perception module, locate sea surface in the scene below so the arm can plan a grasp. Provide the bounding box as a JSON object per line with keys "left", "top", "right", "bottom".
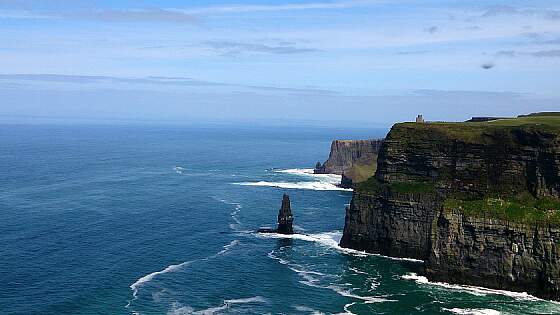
{"left": 1, "top": 123, "right": 560, "bottom": 315}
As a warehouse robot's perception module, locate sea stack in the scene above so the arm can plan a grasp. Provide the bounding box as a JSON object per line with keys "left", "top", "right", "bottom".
{"left": 277, "top": 194, "right": 294, "bottom": 234}
{"left": 257, "top": 193, "right": 294, "bottom": 234}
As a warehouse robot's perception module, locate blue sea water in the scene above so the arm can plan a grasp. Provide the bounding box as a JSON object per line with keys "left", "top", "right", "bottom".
{"left": 1, "top": 123, "right": 560, "bottom": 315}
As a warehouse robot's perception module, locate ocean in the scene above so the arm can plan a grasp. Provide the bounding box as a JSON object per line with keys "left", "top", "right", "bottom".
{"left": 1, "top": 123, "right": 559, "bottom": 315}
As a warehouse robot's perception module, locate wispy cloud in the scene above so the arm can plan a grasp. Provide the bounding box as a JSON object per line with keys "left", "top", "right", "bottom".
{"left": 530, "top": 50, "right": 560, "bottom": 57}
{"left": 0, "top": 7, "right": 198, "bottom": 24}
{"left": 179, "top": 0, "right": 381, "bottom": 15}
{"left": 395, "top": 50, "right": 430, "bottom": 55}
{"left": 0, "top": 9, "right": 55, "bottom": 19}
{"left": 481, "top": 5, "right": 560, "bottom": 20}
{"left": 203, "top": 40, "right": 320, "bottom": 55}
{"left": 0, "top": 74, "right": 336, "bottom": 94}
{"left": 546, "top": 38, "right": 560, "bottom": 45}
{"left": 494, "top": 49, "right": 560, "bottom": 58}
{"left": 75, "top": 8, "right": 198, "bottom": 24}
{"left": 495, "top": 50, "right": 516, "bottom": 57}
{"left": 0, "top": 0, "right": 384, "bottom": 21}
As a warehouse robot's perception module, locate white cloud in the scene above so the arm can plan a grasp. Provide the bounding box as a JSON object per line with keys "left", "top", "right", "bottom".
{"left": 175, "top": 0, "right": 383, "bottom": 15}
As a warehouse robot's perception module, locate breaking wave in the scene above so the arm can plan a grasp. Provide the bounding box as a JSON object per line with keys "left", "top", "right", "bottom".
{"left": 257, "top": 231, "right": 423, "bottom": 263}
{"left": 167, "top": 296, "right": 267, "bottom": 315}
{"left": 234, "top": 168, "right": 352, "bottom": 191}
{"left": 401, "top": 273, "right": 540, "bottom": 300}
{"left": 442, "top": 308, "right": 501, "bottom": 315}
{"left": 235, "top": 181, "right": 351, "bottom": 191}
{"left": 127, "top": 239, "right": 240, "bottom": 308}
{"left": 267, "top": 245, "right": 395, "bottom": 311}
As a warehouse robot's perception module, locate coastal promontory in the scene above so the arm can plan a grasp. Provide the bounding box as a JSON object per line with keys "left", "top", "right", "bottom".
{"left": 340, "top": 113, "right": 560, "bottom": 300}
{"left": 314, "top": 139, "right": 384, "bottom": 187}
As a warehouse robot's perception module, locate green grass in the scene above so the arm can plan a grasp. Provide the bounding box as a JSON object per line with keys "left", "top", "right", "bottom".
{"left": 346, "top": 158, "right": 378, "bottom": 183}
{"left": 354, "top": 177, "right": 384, "bottom": 194}
{"left": 393, "top": 114, "right": 560, "bottom": 144}
{"left": 444, "top": 193, "right": 560, "bottom": 225}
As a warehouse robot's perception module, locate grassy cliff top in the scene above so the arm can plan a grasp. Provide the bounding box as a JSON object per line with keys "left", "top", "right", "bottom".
{"left": 392, "top": 114, "right": 560, "bottom": 144}
{"left": 444, "top": 194, "right": 560, "bottom": 225}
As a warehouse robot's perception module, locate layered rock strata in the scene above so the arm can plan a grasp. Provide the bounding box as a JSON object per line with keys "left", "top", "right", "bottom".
{"left": 340, "top": 115, "right": 560, "bottom": 300}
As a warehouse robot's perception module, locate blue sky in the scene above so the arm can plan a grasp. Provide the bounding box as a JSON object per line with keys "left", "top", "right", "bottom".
{"left": 0, "top": 0, "right": 559, "bottom": 126}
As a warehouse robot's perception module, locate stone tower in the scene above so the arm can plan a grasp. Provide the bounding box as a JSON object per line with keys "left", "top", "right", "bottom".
{"left": 277, "top": 194, "right": 294, "bottom": 234}
{"left": 416, "top": 114, "right": 425, "bottom": 123}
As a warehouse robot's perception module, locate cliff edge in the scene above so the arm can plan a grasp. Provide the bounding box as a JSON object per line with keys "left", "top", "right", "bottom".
{"left": 340, "top": 113, "right": 560, "bottom": 300}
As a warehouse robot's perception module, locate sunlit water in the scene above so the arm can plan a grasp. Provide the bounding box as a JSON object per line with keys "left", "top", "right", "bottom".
{"left": 1, "top": 124, "right": 559, "bottom": 315}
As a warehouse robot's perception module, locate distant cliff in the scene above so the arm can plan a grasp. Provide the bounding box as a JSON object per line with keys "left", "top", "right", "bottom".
{"left": 315, "top": 139, "right": 383, "bottom": 186}
{"left": 340, "top": 114, "right": 560, "bottom": 300}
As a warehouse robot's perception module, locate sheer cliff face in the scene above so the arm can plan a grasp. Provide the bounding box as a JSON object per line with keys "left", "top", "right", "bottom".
{"left": 341, "top": 119, "right": 560, "bottom": 300}
{"left": 341, "top": 189, "right": 439, "bottom": 260}
{"left": 427, "top": 209, "right": 560, "bottom": 300}
{"left": 317, "top": 139, "right": 383, "bottom": 183}
{"left": 376, "top": 123, "right": 560, "bottom": 198}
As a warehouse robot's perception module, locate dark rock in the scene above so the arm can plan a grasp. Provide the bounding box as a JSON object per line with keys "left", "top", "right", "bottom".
{"left": 426, "top": 208, "right": 560, "bottom": 300}
{"left": 277, "top": 194, "right": 294, "bottom": 234}
{"left": 340, "top": 173, "right": 353, "bottom": 189}
{"left": 258, "top": 194, "right": 294, "bottom": 235}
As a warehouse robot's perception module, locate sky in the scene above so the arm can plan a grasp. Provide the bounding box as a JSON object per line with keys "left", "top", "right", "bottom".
{"left": 0, "top": 0, "right": 559, "bottom": 126}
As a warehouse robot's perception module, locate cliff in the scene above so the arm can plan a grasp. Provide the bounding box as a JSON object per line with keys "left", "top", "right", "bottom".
{"left": 340, "top": 114, "right": 560, "bottom": 300}
{"left": 315, "top": 139, "right": 383, "bottom": 186}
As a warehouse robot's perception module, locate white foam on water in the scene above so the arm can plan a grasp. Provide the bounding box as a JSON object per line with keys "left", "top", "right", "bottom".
{"left": 442, "top": 308, "right": 501, "bottom": 315}
{"left": 234, "top": 168, "right": 352, "bottom": 191}
{"left": 275, "top": 168, "right": 341, "bottom": 183}
{"left": 230, "top": 203, "right": 242, "bottom": 226}
{"left": 342, "top": 302, "right": 357, "bottom": 315}
{"left": 127, "top": 240, "right": 241, "bottom": 308}
{"left": 402, "top": 273, "right": 541, "bottom": 301}
{"left": 293, "top": 305, "right": 327, "bottom": 315}
{"left": 348, "top": 267, "right": 368, "bottom": 275}
{"left": 129, "top": 260, "right": 194, "bottom": 304}
{"left": 267, "top": 247, "right": 395, "bottom": 311}
{"left": 328, "top": 285, "right": 396, "bottom": 304}
{"left": 217, "top": 239, "right": 240, "bottom": 255}
{"left": 257, "top": 231, "right": 423, "bottom": 263}
{"left": 167, "top": 296, "right": 267, "bottom": 315}
{"left": 234, "top": 181, "right": 351, "bottom": 191}
{"left": 213, "top": 198, "right": 244, "bottom": 231}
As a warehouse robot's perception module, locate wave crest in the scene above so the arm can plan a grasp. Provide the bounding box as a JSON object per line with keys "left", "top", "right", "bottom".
{"left": 128, "top": 239, "right": 241, "bottom": 308}
{"left": 234, "top": 168, "right": 352, "bottom": 191}
{"left": 257, "top": 231, "right": 423, "bottom": 262}
{"left": 402, "top": 273, "right": 540, "bottom": 300}
{"left": 168, "top": 296, "right": 267, "bottom": 315}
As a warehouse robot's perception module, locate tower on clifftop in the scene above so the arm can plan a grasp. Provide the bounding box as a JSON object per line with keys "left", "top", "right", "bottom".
{"left": 416, "top": 114, "right": 425, "bottom": 123}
